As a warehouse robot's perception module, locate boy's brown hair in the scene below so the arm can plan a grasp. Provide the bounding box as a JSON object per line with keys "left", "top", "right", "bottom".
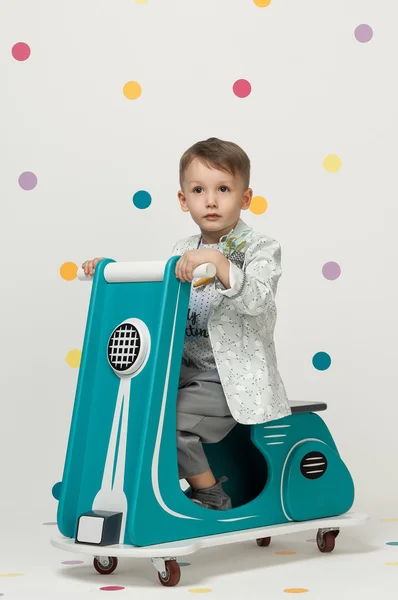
{"left": 179, "top": 137, "right": 251, "bottom": 190}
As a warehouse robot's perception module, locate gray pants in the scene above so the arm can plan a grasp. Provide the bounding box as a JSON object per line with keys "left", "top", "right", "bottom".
{"left": 177, "top": 359, "right": 236, "bottom": 479}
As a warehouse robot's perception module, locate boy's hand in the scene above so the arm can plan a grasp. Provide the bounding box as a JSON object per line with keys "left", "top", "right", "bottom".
{"left": 82, "top": 257, "right": 105, "bottom": 276}
{"left": 175, "top": 249, "right": 220, "bottom": 283}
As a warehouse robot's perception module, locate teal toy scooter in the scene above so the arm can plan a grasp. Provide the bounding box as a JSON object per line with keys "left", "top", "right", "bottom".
{"left": 51, "top": 257, "right": 367, "bottom": 587}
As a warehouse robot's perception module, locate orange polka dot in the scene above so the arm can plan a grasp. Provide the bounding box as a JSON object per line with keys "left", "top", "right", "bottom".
{"left": 60, "top": 262, "right": 78, "bottom": 281}
{"left": 123, "top": 81, "right": 142, "bottom": 100}
{"left": 275, "top": 551, "right": 297, "bottom": 555}
{"left": 250, "top": 196, "right": 268, "bottom": 215}
{"left": 284, "top": 590, "right": 309, "bottom": 594}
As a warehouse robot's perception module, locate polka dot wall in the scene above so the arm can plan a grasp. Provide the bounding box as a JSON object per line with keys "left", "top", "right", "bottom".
{"left": 8, "top": 1, "right": 396, "bottom": 598}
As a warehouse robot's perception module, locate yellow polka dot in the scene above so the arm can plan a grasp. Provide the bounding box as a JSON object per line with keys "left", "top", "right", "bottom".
{"left": 382, "top": 518, "right": 398, "bottom": 522}
{"left": 188, "top": 590, "right": 212, "bottom": 595}
{"left": 123, "top": 81, "right": 142, "bottom": 100}
{"left": 254, "top": 0, "right": 272, "bottom": 6}
{"left": 275, "top": 551, "right": 297, "bottom": 555}
{"left": 66, "top": 349, "right": 82, "bottom": 368}
{"left": 385, "top": 562, "right": 398, "bottom": 566}
{"left": 284, "top": 590, "right": 309, "bottom": 594}
{"left": 0, "top": 573, "right": 24, "bottom": 577}
{"left": 250, "top": 196, "right": 268, "bottom": 215}
{"left": 60, "top": 262, "right": 78, "bottom": 281}
{"left": 135, "top": 0, "right": 149, "bottom": 3}
{"left": 323, "top": 154, "right": 342, "bottom": 173}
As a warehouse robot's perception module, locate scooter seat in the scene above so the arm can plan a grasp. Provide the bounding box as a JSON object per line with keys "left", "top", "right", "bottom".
{"left": 289, "top": 400, "right": 327, "bottom": 413}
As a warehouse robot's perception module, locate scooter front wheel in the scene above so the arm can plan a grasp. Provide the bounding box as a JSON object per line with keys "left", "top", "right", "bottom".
{"left": 93, "top": 556, "right": 118, "bottom": 575}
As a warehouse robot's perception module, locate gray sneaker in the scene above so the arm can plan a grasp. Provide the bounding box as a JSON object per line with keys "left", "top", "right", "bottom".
{"left": 190, "top": 476, "right": 232, "bottom": 511}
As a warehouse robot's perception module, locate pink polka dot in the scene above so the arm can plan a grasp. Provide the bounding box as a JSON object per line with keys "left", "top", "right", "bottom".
{"left": 62, "top": 560, "right": 84, "bottom": 565}
{"left": 12, "top": 42, "right": 31, "bottom": 61}
{"left": 100, "top": 586, "right": 125, "bottom": 591}
{"left": 233, "top": 79, "right": 252, "bottom": 98}
{"left": 42, "top": 522, "right": 57, "bottom": 526}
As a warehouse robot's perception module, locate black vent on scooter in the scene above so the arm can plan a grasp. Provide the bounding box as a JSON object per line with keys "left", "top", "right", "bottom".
{"left": 300, "top": 451, "right": 328, "bottom": 480}
{"left": 107, "top": 323, "right": 141, "bottom": 373}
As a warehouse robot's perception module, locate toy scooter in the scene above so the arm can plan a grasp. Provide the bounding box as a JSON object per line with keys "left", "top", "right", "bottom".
{"left": 51, "top": 257, "right": 368, "bottom": 586}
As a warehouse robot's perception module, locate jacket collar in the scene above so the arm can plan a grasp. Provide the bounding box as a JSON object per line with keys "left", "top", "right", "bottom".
{"left": 189, "top": 217, "right": 252, "bottom": 250}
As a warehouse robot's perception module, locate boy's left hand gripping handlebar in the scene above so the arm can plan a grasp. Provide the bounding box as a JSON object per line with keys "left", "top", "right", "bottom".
{"left": 76, "top": 261, "right": 217, "bottom": 283}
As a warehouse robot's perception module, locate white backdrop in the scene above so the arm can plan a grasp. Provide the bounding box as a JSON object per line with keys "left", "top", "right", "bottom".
{"left": 1, "top": 0, "right": 397, "bottom": 529}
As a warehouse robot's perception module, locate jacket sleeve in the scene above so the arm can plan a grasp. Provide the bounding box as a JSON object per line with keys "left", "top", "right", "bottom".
{"left": 216, "top": 236, "right": 282, "bottom": 318}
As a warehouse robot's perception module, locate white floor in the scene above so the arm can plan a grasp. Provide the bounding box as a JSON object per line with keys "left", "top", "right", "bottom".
{"left": 1, "top": 513, "right": 397, "bottom": 598}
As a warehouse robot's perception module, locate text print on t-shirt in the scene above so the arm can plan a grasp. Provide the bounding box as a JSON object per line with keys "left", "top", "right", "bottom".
{"left": 185, "top": 308, "right": 209, "bottom": 338}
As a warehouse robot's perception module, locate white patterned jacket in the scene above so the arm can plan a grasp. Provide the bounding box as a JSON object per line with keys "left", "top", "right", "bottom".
{"left": 171, "top": 217, "right": 291, "bottom": 425}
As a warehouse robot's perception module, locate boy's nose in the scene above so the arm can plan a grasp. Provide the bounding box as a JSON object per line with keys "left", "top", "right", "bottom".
{"left": 206, "top": 194, "right": 218, "bottom": 207}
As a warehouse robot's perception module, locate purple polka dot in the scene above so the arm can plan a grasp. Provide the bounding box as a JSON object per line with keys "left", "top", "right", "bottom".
{"left": 18, "top": 171, "right": 37, "bottom": 191}
{"left": 322, "top": 261, "right": 341, "bottom": 280}
{"left": 100, "top": 586, "right": 125, "bottom": 591}
{"left": 355, "top": 24, "right": 373, "bottom": 43}
{"left": 42, "top": 522, "right": 57, "bottom": 526}
{"left": 233, "top": 79, "right": 252, "bottom": 98}
{"left": 62, "top": 560, "right": 84, "bottom": 565}
{"left": 12, "top": 42, "right": 31, "bottom": 61}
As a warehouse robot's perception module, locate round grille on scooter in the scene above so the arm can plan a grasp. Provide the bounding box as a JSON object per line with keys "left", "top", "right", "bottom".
{"left": 107, "top": 319, "right": 150, "bottom": 376}
{"left": 300, "top": 452, "right": 328, "bottom": 480}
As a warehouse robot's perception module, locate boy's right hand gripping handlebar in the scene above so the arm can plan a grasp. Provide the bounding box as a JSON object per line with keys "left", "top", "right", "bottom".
{"left": 76, "top": 261, "right": 217, "bottom": 283}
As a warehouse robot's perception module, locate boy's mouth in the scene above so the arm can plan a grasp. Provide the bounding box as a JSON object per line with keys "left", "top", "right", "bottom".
{"left": 205, "top": 214, "right": 221, "bottom": 220}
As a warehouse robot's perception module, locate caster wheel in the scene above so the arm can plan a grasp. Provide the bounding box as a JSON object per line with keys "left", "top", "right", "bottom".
{"left": 93, "top": 556, "right": 118, "bottom": 575}
{"left": 256, "top": 537, "right": 271, "bottom": 547}
{"left": 316, "top": 530, "right": 338, "bottom": 553}
{"left": 158, "top": 560, "right": 181, "bottom": 587}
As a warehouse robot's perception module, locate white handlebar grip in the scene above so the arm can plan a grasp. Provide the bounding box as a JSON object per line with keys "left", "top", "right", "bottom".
{"left": 77, "top": 261, "right": 217, "bottom": 283}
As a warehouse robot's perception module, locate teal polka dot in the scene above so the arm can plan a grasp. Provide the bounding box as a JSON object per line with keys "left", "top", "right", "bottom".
{"left": 133, "top": 190, "right": 152, "bottom": 209}
{"left": 312, "top": 352, "right": 331, "bottom": 371}
{"left": 52, "top": 481, "right": 62, "bottom": 500}
{"left": 386, "top": 542, "right": 398, "bottom": 546}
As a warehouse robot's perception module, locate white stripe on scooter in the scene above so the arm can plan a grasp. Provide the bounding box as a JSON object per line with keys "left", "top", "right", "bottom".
{"left": 113, "top": 378, "right": 130, "bottom": 492}
{"left": 151, "top": 282, "right": 202, "bottom": 521}
{"left": 218, "top": 516, "right": 260, "bottom": 522}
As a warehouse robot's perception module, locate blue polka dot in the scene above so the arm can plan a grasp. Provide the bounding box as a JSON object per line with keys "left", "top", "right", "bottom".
{"left": 312, "top": 352, "right": 331, "bottom": 371}
{"left": 52, "top": 481, "right": 62, "bottom": 500}
{"left": 178, "top": 562, "right": 191, "bottom": 567}
{"left": 133, "top": 190, "right": 152, "bottom": 209}
{"left": 386, "top": 542, "right": 398, "bottom": 546}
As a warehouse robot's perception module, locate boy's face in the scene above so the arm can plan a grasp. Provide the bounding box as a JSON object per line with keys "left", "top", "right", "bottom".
{"left": 178, "top": 158, "right": 252, "bottom": 243}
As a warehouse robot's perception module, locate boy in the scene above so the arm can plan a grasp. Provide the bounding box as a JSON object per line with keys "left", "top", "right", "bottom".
{"left": 82, "top": 137, "right": 291, "bottom": 511}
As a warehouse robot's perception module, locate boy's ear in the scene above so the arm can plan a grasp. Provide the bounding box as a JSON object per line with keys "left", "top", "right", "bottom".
{"left": 241, "top": 188, "right": 253, "bottom": 210}
{"left": 178, "top": 190, "right": 190, "bottom": 213}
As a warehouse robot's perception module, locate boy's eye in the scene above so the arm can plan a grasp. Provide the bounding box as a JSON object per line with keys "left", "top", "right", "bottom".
{"left": 192, "top": 186, "right": 230, "bottom": 193}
